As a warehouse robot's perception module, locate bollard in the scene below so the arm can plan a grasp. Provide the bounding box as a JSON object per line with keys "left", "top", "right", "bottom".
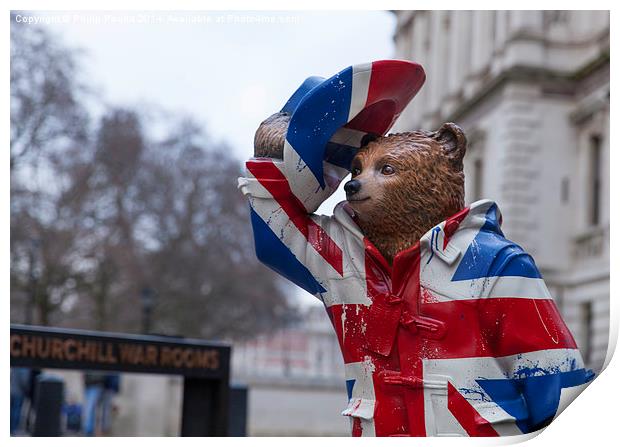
{"left": 228, "top": 383, "right": 248, "bottom": 437}
{"left": 32, "top": 375, "right": 64, "bottom": 436}
{"left": 181, "top": 377, "right": 229, "bottom": 436}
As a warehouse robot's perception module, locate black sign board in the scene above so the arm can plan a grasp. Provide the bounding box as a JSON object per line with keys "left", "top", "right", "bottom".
{"left": 10, "top": 324, "right": 231, "bottom": 436}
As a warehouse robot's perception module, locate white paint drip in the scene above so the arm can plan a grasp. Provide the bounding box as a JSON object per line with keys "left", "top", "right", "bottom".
{"left": 341, "top": 305, "right": 347, "bottom": 344}
{"left": 363, "top": 355, "right": 376, "bottom": 373}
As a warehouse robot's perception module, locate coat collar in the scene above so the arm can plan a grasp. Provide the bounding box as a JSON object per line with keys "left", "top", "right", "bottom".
{"left": 334, "top": 199, "right": 502, "bottom": 268}
{"left": 417, "top": 199, "right": 501, "bottom": 266}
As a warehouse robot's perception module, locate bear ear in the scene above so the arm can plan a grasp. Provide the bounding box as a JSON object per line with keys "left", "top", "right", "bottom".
{"left": 434, "top": 122, "right": 467, "bottom": 168}
{"left": 360, "top": 132, "right": 380, "bottom": 148}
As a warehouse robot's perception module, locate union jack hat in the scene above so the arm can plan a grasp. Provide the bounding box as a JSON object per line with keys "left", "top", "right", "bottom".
{"left": 281, "top": 60, "right": 426, "bottom": 189}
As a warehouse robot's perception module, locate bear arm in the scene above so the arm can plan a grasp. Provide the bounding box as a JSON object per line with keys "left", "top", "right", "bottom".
{"left": 239, "top": 157, "right": 346, "bottom": 297}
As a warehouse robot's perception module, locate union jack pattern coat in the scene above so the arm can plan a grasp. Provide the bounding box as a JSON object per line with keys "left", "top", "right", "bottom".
{"left": 238, "top": 61, "right": 593, "bottom": 437}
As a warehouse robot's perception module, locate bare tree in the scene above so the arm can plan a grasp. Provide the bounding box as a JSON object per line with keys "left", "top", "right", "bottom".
{"left": 132, "top": 117, "right": 296, "bottom": 339}
{"left": 10, "top": 19, "right": 296, "bottom": 339}
{"left": 10, "top": 17, "right": 91, "bottom": 326}
{"left": 10, "top": 15, "right": 89, "bottom": 171}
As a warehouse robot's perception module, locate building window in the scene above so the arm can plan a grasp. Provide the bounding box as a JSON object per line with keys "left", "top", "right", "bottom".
{"left": 544, "top": 10, "right": 569, "bottom": 26}
{"left": 561, "top": 177, "right": 570, "bottom": 203}
{"left": 473, "top": 158, "right": 484, "bottom": 200}
{"left": 580, "top": 301, "right": 593, "bottom": 365}
{"left": 589, "top": 135, "right": 602, "bottom": 226}
{"left": 443, "top": 11, "right": 451, "bottom": 31}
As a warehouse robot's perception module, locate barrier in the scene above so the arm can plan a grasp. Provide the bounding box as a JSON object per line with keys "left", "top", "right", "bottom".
{"left": 10, "top": 324, "right": 231, "bottom": 436}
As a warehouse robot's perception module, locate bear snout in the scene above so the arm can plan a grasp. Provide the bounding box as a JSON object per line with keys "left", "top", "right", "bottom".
{"left": 344, "top": 179, "right": 362, "bottom": 196}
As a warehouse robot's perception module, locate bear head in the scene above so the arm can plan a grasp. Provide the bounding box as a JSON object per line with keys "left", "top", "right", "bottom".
{"left": 344, "top": 123, "right": 467, "bottom": 263}
{"left": 254, "top": 114, "right": 467, "bottom": 264}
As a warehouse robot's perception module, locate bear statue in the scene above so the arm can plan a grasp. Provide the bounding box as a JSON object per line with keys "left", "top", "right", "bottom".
{"left": 238, "top": 60, "right": 593, "bottom": 437}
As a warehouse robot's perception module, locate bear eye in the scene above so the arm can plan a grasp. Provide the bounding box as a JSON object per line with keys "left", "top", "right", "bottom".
{"left": 351, "top": 167, "right": 361, "bottom": 177}
{"left": 380, "top": 164, "right": 395, "bottom": 175}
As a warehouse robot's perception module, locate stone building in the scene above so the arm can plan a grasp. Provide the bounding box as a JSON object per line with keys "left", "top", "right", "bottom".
{"left": 231, "top": 306, "right": 348, "bottom": 435}
{"left": 392, "top": 10, "right": 610, "bottom": 371}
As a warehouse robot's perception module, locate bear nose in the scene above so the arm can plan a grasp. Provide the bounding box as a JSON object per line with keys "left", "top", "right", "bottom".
{"left": 344, "top": 179, "right": 362, "bottom": 196}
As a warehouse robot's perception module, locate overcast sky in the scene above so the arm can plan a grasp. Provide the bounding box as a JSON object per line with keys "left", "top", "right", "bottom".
{"left": 37, "top": 10, "right": 396, "bottom": 307}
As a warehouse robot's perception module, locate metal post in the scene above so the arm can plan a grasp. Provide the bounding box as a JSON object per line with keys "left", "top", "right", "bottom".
{"left": 180, "top": 377, "right": 229, "bottom": 436}
{"left": 32, "top": 375, "right": 64, "bottom": 436}
{"left": 26, "top": 239, "right": 41, "bottom": 325}
{"left": 140, "top": 287, "right": 155, "bottom": 334}
{"left": 228, "top": 384, "right": 248, "bottom": 436}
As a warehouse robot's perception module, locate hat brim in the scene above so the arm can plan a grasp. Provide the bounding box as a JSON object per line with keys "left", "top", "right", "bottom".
{"left": 284, "top": 60, "right": 425, "bottom": 188}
